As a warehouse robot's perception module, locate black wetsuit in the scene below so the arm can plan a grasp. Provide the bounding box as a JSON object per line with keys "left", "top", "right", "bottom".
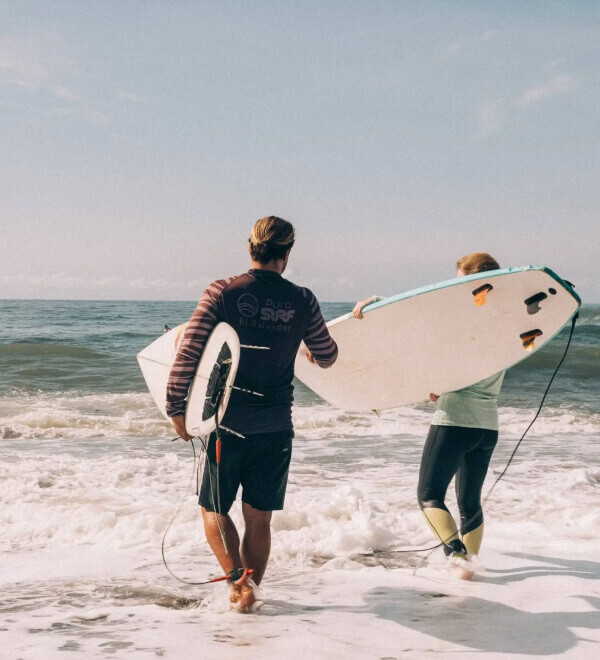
{"left": 417, "top": 425, "right": 498, "bottom": 535}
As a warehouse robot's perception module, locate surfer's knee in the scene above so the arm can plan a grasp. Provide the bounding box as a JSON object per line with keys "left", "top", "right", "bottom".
{"left": 201, "top": 506, "right": 232, "bottom": 528}
{"left": 417, "top": 496, "right": 447, "bottom": 512}
{"left": 417, "top": 475, "right": 448, "bottom": 510}
{"left": 241, "top": 501, "right": 272, "bottom": 527}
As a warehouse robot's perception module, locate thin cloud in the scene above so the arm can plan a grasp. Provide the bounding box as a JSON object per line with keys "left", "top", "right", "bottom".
{"left": 51, "top": 106, "right": 109, "bottom": 126}
{"left": 0, "top": 34, "right": 107, "bottom": 126}
{"left": 117, "top": 90, "right": 148, "bottom": 105}
{"left": 2, "top": 75, "right": 81, "bottom": 104}
{"left": 0, "top": 273, "right": 210, "bottom": 298}
{"left": 0, "top": 34, "right": 66, "bottom": 89}
{"left": 49, "top": 85, "right": 81, "bottom": 102}
{"left": 334, "top": 276, "right": 355, "bottom": 289}
{"left": 518, "top": 74, "right": 575, "bottom": 107}
{"left": 444, "top": 29, "right": 498, "bottom": 58}
{"left": 445, "top": 39, "right": 466, "bottom": 57}
{"left": 475, "top": 98, "right": 504, "bottom": 138}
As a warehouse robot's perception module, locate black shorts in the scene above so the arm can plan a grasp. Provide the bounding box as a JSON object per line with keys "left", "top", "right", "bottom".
{"left": 199, "top": 429, "right": 294, "bottom": 514}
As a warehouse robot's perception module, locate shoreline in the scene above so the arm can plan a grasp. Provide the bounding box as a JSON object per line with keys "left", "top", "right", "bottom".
{"left": 3, "top": 546, "right": 599, "bottom": 658}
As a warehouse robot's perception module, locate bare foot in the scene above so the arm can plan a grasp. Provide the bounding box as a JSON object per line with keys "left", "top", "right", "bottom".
{"left": 230, "top": 581, "right": 256, "bottom": 612}
{"left": 459, "top": 568, "right": 475, "bottom": 581}
{"left": 448, "top": 555, "right": 475, "bottom": 581}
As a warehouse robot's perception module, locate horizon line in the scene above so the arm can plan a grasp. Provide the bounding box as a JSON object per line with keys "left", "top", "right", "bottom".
{"left": 0, "top": 297, "right": 358, "bottom": 304}
{"left": 1, "top": 298, "right": 598, "bottom": 305}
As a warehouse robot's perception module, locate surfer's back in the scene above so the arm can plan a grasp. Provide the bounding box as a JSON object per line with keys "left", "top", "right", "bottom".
{"left": 214, "top": 269, "right": 337, "bottom": 433}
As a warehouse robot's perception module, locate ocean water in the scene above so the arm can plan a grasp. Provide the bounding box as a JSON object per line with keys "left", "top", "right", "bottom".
{"left": 1, "top": 300, "right": 599, "bottom": 657}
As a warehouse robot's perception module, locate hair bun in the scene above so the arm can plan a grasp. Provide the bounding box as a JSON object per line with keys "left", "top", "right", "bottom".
{"left": 249, "top": 216, "right": 295, "bottom": 264}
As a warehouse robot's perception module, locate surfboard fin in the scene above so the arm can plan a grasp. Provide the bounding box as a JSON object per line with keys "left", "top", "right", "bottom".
{"left": 472, "top": 283, "right": 493, "bottom": 306}
{"left": 524, "top": 291, "right": 548, "bottom": 315}
{"left": 520, "top": 329, "right": 543, "bottom": 350}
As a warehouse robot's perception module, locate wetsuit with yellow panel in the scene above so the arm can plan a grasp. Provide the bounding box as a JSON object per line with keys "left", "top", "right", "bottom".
{"left": 417, "top": 371, "right": 505, "bottom": 556}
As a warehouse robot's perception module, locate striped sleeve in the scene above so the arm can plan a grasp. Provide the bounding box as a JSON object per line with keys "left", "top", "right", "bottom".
{"left": 301, "top": 288, "right": 338, "bottom": 368}
{"left": 165, "top": 278, "right": 234, "bottom": 417}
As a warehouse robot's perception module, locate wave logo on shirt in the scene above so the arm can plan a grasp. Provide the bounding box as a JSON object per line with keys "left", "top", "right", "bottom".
{"left": 237, "top": 294, "right": 259, "bottom": 317}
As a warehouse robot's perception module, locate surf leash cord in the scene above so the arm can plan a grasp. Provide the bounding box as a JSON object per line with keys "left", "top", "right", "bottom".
{"left": 161, "top": 436, "right": 255, "bottom": 587}
{"left": 211, "top": 406, "right": 229, "bottom": 555}
{"left": 160, "top": 437, "right": 218, "bottom": 586}
{"left": 481, "top": 311, "right": 578, "bottom": 505}
{"left": 390, "top": 310, "right": 579, "bottom": 555}
{"left": 160, "top": 353, "right": 239, "bottom": 583}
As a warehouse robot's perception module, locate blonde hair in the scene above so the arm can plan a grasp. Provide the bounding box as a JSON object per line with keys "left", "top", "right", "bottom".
{"left": 457, "top": 252, "right": 500, "bottom": 275}
{"left": 249, "top": 216, "right": 295, "bottom": 263}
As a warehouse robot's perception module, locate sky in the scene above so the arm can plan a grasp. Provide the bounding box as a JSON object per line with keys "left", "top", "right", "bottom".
{"left": 1, "top": 1, "right": 599, "bottom": 302}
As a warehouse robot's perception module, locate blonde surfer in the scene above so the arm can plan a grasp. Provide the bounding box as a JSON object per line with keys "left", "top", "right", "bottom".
{"left": 353, "top": 253, "right": 504, "bottom": 577}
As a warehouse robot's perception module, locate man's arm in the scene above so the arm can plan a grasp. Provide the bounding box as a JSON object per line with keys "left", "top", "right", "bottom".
{"left": 166, "top": 281, "right": 226, "bottom": 420}
{"left": 302, "top": 289, "right": 338, "bottom": 368}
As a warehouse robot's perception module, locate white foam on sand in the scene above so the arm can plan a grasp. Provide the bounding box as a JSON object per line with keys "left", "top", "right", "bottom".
{"left": 2, "top": 398, "right": 600, "bottom": 658}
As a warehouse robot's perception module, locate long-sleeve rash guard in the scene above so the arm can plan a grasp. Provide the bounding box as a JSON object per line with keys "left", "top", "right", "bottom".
{"left": 166, "top": 269, "right": 338, "bottom": 434}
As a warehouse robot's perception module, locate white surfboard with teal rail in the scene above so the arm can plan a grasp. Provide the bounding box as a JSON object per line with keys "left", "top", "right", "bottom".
{"left": 294, "top": 266, "right": 581, "bottom": 412}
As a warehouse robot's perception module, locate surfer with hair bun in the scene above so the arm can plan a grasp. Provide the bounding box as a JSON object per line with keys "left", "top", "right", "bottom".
{"left": 167, "top": 216, "right": 338, "bottom": 610}
{"left": 353, "top": 252, "right": 504, "bottom": 578}
{"left": 249, "top": 216, "right": 296, "bottom": 263}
